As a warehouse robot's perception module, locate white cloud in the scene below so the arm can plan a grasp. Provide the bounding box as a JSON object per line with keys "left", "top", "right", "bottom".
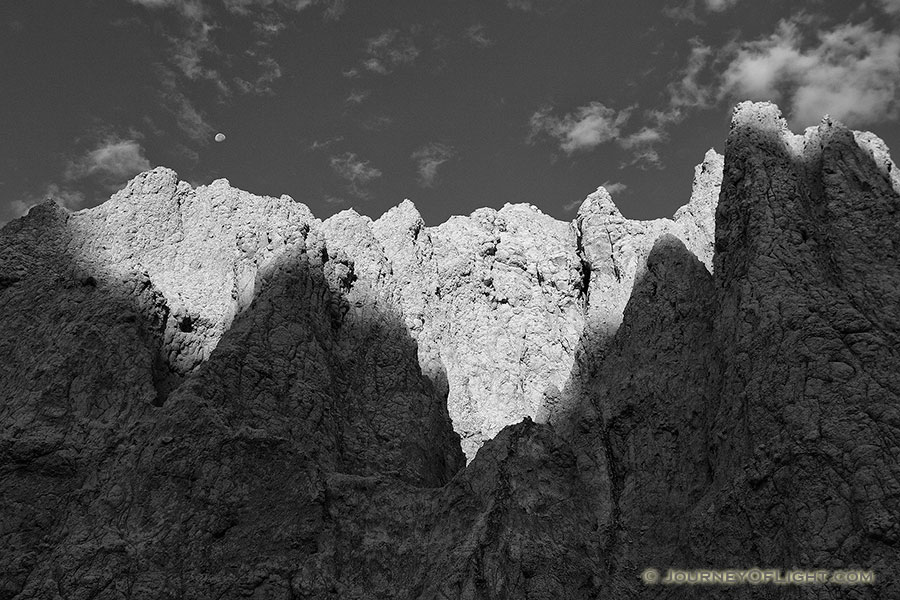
{"left": 346, "top": 89, "right": 370, "bottom": 105}
{"left": 411, "top": 143, "right": 455, "bottom": 187}
{"left": 529, "top": 102, "right": 632, "bottom": 154}
{"left": 465, "top": 24, "right": 492, "bottom": 48}
{"left": 40, "top": 184, "right": 89, "bottom": 210}
{"left": 12, "top": 137, "right": 150, "bottom": 223}
{"left": 668, "top": 41, "right": 716, "bottom": 116}
{"left": 5, "top": 184, "right": 89, "bottom": 224}
{"left": 222, "top": 0, "right": 346, "bottom": 18}
{"left": 64, "top": 139, "right": 152, "bottom": 188}
{"left": 130, "top": 0, "right": 309, "bottom": 99}
{"left": 155, "top": 67, "right": 217, "bottom": 143}
{"left": 129, "top": 0, "right": 227, "bottom": 90}
{"left": 308, "top": 136, "right": 344, "bottom": 151}
{"left": 720, "top": 19, "right": 900, "bottom": 127}
{"left": 619, "top": 127, "right": 664, "bottom": 149}
{"left": 234, "top": 56, "right": 283, "bottom": 94}
{"left": 360, "top": 115, "right": 393, "bottom": 131}
{"left": 362, "top": 29, "right": 419, "bottom": 75}
{"left": 876, "top": 0, "right": 900, "bottom": 16}
{"left": 618, "top": 127, "right": 665, "bottom": 169}
{"left": 601, "top": 181, "right": 628, "bottom": 195}
{"left": 664, "top": 0, "right": 740, "bottom": 22}
{"left": 704, "top": 0, "right": 740, "bottom": 12}
{"left": 330, "top": 152, "right": 382, "bottom": 199}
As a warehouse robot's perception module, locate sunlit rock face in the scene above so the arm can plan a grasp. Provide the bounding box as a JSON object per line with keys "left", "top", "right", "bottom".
{"left": 2, "top": 101, "right": 899, "bottom": 599}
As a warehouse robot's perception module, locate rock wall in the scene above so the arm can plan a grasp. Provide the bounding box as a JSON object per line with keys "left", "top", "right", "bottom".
{"left": 2, "top": 101, "right": 899, "bottom": 598}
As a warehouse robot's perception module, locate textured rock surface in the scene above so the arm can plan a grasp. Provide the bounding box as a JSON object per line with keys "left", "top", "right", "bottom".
{"left": 2, "top": 101, "right": 899, "bottom": 598}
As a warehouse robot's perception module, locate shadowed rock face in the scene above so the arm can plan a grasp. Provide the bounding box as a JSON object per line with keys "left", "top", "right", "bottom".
{"left": 1, "top": 101, "right": 899, "bottom": 598}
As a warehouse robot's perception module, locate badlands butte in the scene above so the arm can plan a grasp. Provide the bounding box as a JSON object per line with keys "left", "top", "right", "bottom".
{"left": 1, "top": 101, "right": 899, "bottom": 599}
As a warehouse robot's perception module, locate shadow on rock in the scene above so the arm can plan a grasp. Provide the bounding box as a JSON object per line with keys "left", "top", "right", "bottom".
{"left": 0, "top": 205, "right": 464, "bottom": 598}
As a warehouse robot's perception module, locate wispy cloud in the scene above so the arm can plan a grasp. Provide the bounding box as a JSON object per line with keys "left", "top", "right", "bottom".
{"left": 612, "top": 39, "right": 717, "bottom": 168}
{"left": 360, "top": 115, "right": 394, "bottom": 131}
{"left": 64, "top": 138, "right": 152, "bottom": 189}
{"left": 346, "top": 89, "right": 370, "bottom": 105}
{"left": 6, "top": 183, "right": 89, "bottom": 223}
{"left": 129, "top": 0, "right": 332, "bottom": 114}
{"left": 128, "top": 0, "right": 226, "bottom": 86}
{"left": 411, "top": 143, "right": 455, "bottom": 187}
{"left": 330, "top": 152, "right": 382, "bottom": 199}
{"left": 362, "top": 29, "right": 420, "bottom": 74}
{"left": 222, "top": 0, "right": 347, "bottom": 20}
{"left": 6, "top": 137, "right": 151, "bottom": 223}
{"left": 465, "top": 24, "right": 493, "bottom": 48}
{"left": 877, "top": 0, "right": 900, "bottom": 16}
{"left": 529, "top": 102, "right": 632, "bottom": 154}
{"left": 704, "top": 0, "right": 740, "bottom": 12}
{"left": 155, "top": 67, "right": 217, "bottom": 144}
{"left": 659, "top": 39, "right": 717, "bottom": 123}
{"left": 719, "top": 18, "right": 900, "bottom": 127}
{"left": 233, "top": 56, "right": 283, "bottom": 95}
{"left": 617, "top": 128, "right": 665, "bottom": 169}
{"left": 663, "top": 0, "right": 740, "bottom": 22}
{"left": 307, "top": 136, "right": 344, "bottom": 151}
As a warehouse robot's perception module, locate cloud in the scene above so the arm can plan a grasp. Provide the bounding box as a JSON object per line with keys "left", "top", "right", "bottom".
{"left": 362, "top": 29, "right": 420, "bottom": 74}
{"left": 308, "top": 136, "right": 344, "bottom": 151}
{"left": 37, "top": 184, "right": 89, "bottom": 211}
{"left": 64, "top": 139, "right": 152, "bottom": 190}
{"left": 601, "top": 181, "right": 628, "bottom": 195}
{"left": 154, "top": 67, "right": 217, "bottom": 143}
{"left": 663, "top": 0, "right": 740, "bottom": 22}
{"left": 465, "top": 24, "right": 493, "bottom": 48}
{"left": 529, "top": 101, "right": 669, "bottom": 166}
{"left": 128, "top": 0, "right": 226, "bottom": 85}
{"left": 330, "top": 152, "right": 382, "bottom": 199}
{"left": 529, "top": 102, "right": 632, "bottom": 154}
{"left": 411, "top": 143, "right": 455, "bottom": 187}
{"left": 130, "top": 0, "right": 324, "bottom": 101}
{"left": 617, "top": 127, "right": 665, "bottom": 169}
{"left": 5, "top": 184, "right": 89, "bottom": 224}
{"left": 233, "top": 56, "right": 283, "bottom": 94}
{"left": 876, "top": 0, "right": 900, "bottom": 16}
{"left": 666, "top": 40, "right": 717, "bottom": 118}
{"left": 719, "top": 19, "right": 900, "bottom": 127}
{"left": 3, "top": 138, "right": 150, "bottom": 223}
{"left": 631, "top": 38, "right": 716, "bottom": 162}
{"left": 704, "top": 0, "right": 740, "bottom": 12}
{"left": 346, "top": 89, "right": 370, "bottom": 105}
{"left": 360, "top": 115, "right": 394, "bottom": 131}
{"left": 221, "top": 0, "right": 347, "bottom": 19}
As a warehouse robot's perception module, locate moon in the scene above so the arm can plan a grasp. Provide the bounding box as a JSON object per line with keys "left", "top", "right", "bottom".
{"left": 214, "top": 133, "right": 226, "bottom": 143}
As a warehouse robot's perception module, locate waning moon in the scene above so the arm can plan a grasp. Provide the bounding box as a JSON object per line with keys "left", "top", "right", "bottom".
{"left": 215, "top": 133, "right": 226, "bottom": 142}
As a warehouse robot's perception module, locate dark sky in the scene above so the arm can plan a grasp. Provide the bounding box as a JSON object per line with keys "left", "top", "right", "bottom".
{"left": 2, "top": 0, "right": 899, "bottom": 226}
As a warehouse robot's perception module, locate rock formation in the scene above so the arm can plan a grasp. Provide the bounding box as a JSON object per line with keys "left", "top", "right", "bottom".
{"left": 1, "top": 102, "right": 899, "bottom": 598}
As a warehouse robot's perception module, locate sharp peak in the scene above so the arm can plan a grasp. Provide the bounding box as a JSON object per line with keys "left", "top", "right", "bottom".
{"left": 576, "top": 186, "right": 623, "bottom": 221}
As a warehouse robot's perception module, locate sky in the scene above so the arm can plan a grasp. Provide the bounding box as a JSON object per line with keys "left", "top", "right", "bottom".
{"left": 2, "top": 0, "right": 899, "bottom": 227}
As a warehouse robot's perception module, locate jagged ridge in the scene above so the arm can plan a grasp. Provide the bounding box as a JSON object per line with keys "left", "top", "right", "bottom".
{"left": 1, "top": 101, "right": 899, "bottom": 599}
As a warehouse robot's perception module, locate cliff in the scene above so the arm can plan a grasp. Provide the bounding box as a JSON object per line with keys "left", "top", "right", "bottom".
{"left": 1, "top": 102, "right": 898, "bottom": 598}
